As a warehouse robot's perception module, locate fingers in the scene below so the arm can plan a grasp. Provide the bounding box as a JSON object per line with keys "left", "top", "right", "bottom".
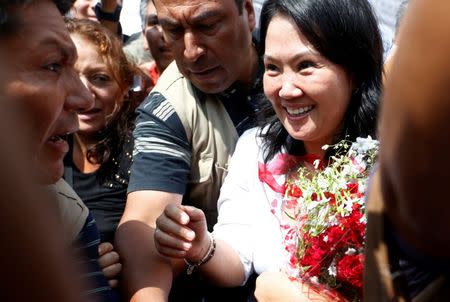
{"left": 98, "top": 244, "right": 120, "bottom": 268}
{"left": 183, "top": 205, "right": 207, "bottom": 224}
{"left": 154, "top": 204, "right": 208, "bottom": 259}
{"left": 97, "top": 243, "right": 122, "bottom": 283}
{"left": 154, "top": 227, "right": 190, "bottom": 258}
{"left": 98, "top": 241, "right": 113, "bottom": 257}
{"left": 102, "top": 261, "right": 122, "bottom": 281}
{"left": 156, "top": 205, "right": 196, "bottom": 241}
{"left": 155, "top": 206, "right": 193, "bottom": 258}
{"left": 108, "top": 279, "right": 119, "bottom": 289}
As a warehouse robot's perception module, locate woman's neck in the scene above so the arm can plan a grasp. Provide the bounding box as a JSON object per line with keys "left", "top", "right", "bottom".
{"left": 73, "top": 132, "right": 100, "bottom": 173}
{"left": 304, "top": 141, "right": 327, "bottom": 159}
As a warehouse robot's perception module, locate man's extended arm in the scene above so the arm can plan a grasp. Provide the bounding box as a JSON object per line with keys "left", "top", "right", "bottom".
{"left": 116, "top": 190, "right": 182, "bottom": 301}
{"left": 115, "top": 91, "right": 191, "bottom": 301}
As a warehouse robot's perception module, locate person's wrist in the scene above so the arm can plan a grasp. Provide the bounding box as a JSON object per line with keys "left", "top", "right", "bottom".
{"left": 95, "top": 2, "right": 121, "bottom": 22}
{"left": 184, "top": 232, "right": 216, "bottom": 275}
{"left": 186, "top": 232, "right": 212, "bottom": 263}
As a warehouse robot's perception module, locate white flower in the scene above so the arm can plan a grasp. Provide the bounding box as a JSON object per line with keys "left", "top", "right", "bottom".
{"left": 328, "top": 215, "right": 339, "bottom": 226}
{"left": 351, "top": 136, "right": 379, "bottom": 155}
{"left": 359, "top": 215, "right": 367, "bottom": 224}
{"left": 343, "top": 198, "right": 355, "bottom": 213}
{"left": 328, "top": 264, "right": 337, "bottom": 277}
{"left": 323, "top": 167, "right": 334, "bottom": 176}
{"left": 313, "top": 159, "right": 322, "bottom": 169}
{"left": 345, "top": 248, "right": 357, "bottom": 255}
{"left": 322, "top": 144, "right": 330, "bottom": 150}
{"left": 323, "top": 235, "right": 329, "bottom": 242}
{"left": 317, "top": 176, "right": 329, "bottom": 190}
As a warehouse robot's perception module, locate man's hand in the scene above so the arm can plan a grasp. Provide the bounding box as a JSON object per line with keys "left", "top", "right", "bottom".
{"left": 98, "top": 242, "right": 121, "bottom": 288}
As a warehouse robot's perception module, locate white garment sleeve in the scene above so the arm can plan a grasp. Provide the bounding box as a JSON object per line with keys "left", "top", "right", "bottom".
{"left": 213, "top": 128, "right": 261, "bottom": 284}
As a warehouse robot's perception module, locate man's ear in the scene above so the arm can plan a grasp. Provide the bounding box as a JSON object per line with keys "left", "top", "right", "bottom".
{"left": 243, "top": 0, "right": 256, "bottom": 32}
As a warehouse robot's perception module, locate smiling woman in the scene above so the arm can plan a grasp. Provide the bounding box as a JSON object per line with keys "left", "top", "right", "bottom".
{"left": 63, "top": 18, "right": 146, "bottom": 244}
{"left": 152, "top": 0, "right": 383, "bottom": 300}
{"left": 263, "top": 15, "right": 354, "bottom": 156}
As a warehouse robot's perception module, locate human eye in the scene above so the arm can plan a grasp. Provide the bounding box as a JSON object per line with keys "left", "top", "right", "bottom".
{"left": 298, "top": 60, "right": 317, "bottom": 70}
{"left": 264, "top": 62, "right": 280, "bottom": 75}
{"left": 163, "top": 25, "right": 183, "bottom": 40}
{"left": 198, "top": 21, "right": 218, "bottom": 34}
{"left": 43, "top": 62, "right": 62, "bottom": 73}
{"left": 91, "top": 73, "right": 111, "bottom": 85}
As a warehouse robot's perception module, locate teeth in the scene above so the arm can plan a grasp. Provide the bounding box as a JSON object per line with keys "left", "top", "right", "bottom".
{"left": 286, "top": 105, "right": 313, "bottom": 115}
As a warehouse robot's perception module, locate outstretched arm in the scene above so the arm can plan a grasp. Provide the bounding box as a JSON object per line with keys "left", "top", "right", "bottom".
{"left": 115, "top": 190, "right": 182, "bottom": 302}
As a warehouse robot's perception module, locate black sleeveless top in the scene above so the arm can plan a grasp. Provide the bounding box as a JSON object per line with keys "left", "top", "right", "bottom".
{"left": 63, "top": 135, "right": 132, "bottom": 243}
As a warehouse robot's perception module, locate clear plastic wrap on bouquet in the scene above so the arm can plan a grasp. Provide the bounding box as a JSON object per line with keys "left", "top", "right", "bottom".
{"left": 281, "top": 137, "right": 379, "bottom": 302}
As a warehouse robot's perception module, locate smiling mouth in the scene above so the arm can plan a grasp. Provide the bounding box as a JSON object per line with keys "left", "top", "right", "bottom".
{"left": 285, "top": 105, "right": 314, "bottom": 116}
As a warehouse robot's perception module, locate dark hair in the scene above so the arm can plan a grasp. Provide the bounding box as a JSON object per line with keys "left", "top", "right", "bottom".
{"left": 234, "top": 0, "right": 243, "bottom": 14}
{"left": 65, "top": 18, "right": 145, "bottom": 181}
{"left": 0, "top": 0, "right": 73, "bottom": 35}
{"left": 258, "top": 0, "right": 383, "bottom": 162}
{"left": 151, "top": 0, "right": 243, "bottom": 15}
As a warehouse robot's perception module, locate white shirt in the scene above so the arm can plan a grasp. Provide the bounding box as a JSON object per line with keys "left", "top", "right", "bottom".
{"left": 213, "top": 128, "right": 288, "bottom": 283}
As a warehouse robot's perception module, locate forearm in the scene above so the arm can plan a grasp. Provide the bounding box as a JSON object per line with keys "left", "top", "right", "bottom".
{"left": 116, "top": 191, "right": 184, "bottom": 301}
{"left": 196, "top": 238, "right": 246, "bottom": 287}
{"left": 115, "top": 222, "right": 172, "bottom": 301}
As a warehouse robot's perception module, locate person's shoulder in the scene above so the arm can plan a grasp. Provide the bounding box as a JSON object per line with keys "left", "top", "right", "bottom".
{"left": 237, "top": 127, "right": 264, "bottom": 149}
{"left": 50, "top": 179, "right": 90, "bottom": 242}
{"left": 154, "top": 61, "right": 186, "bottom": 90}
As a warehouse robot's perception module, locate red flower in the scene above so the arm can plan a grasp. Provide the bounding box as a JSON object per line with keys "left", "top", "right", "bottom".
{"left": 323, "top": 192, "right": 336, "bottom": 205}
{"left": 324, "top": 225, "right": 346, "bottom": 249}
{"left": 336, "top": 254, "right": 364, "bottom": 290}
{"left": 346, "top": 182, "right": 359, "bottom": 194}
{"left": 287, "top": 184, "right": 303, "bottom": 198}
{"left": 338, "top": 208, "right": 366, "bottom": 247}
{"left": 299, "top": 235, "right": 329, "bottom": 276}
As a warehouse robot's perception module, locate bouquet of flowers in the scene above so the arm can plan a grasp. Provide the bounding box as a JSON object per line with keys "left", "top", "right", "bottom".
{"left": 283, "top": 137, "right": 379, "bottom": 301}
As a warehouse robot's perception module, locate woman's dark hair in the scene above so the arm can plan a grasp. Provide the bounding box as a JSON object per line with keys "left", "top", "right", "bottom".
{"left": 65, "top": 18, "right": 145, "bottom": 181}
{"left": 258, "top": 0, "right": 383, "bottom": 162}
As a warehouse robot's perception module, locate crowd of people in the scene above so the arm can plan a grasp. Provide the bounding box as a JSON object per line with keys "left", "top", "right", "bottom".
{"left": 1, "top": 0, "right": 449, "bottom": 301}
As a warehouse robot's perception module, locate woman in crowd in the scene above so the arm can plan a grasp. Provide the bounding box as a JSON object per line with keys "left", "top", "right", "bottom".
{"left": 64, "top": 18, "right": 145, "bottom": 245}
{"left": 153, "top": 0, "right": 382, "bottom": 300}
